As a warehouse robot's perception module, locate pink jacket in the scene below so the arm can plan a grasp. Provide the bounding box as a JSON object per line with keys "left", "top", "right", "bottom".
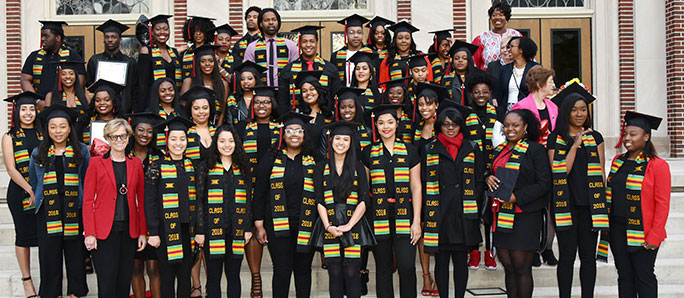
{"left": 511, "top": 94, "right": 558, "bottom": 131}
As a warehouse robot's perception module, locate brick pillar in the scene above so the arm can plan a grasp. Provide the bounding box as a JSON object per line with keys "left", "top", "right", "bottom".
{"left": 173, "top": 0, "right": 188, "bottom": 46}
{"left": 397, "top": 0, "right": 411, "bottom": 22}
{"left": 453, "top": 0, "right": 467, "bottom": 40}
{"left": 666, "top": 0, "right": 684, "bottom": 157}
{"left": 228, "top": 0, "right": 244, "bottom": 44}
{"left": 617, "top": 1, "right": 636, "bottom": 117}
{"left": 6, "top": 0, "right": 21, "bottom": 126}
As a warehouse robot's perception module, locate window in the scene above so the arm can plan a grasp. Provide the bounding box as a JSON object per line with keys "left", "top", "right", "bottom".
{"left": 274, "top": 0, "right": 368, "bottom": 11}
{"left": 56, "top": 0, "right": 150, "bottom": 15}
{"left": 496, "top": 0, "right": 584, "bottom": 7}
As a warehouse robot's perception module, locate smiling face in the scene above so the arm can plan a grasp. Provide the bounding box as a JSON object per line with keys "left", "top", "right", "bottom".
{"left": 193, "top": 28, "right": 205, "bottom": 45}
{"left": 410, "top": 66, "right": 429, "bottom": 83}
{"left": 569, "top": 99, "right": 589, "bottom": 128}
{"left": 300, "top": 82, "right": 319, "bottom": 106}
{"left": 490, "top": 8, "right": 507, "bottom": 30}
{"left": 438, "top": 39, "right": 450, "bottom": 58}
{"left": 48, "top": 117, "right": 71, "bottom": 145}
{"left": 300, "top": 34, "right": 318, "bottom": 57}
{"left": 470, "top": 83, "right": 491, "bottom": 108}
{"left": 376, "top": 113, "right": 398, "bottom": 140}
{"left": 347, "top": 26, "right": 364, "bottom": 49}
{"left": 331, "top": 134, "right": 351, "bottom": 155}
{"left": 240, "top": 72, "right": 257, "bottom": 91}
{"left": 191, "top": 98, "right": 211, "bottom": 125}
{"left": 158, "top": 81, "right": 175, "bottom": 105}
{"left": 453, "top": 51, "right": 468, "bottom": 72}
{"left": 167, "top": 131, "right": 187, "bottom": 157}
{"left": 199, "top": 54, "right": 215, "bottom": 76}
{"left": 60, "top": 69, "right": 76, "bottom": 88}
{"left": 354, "top": 62, "right": 371, "bottom": 83}
{"left": 153, "top": 22, "right": 170, "bottom": 45}
{"left": 418, "top": 97, "right": 438, "bottom": 120}
{"left": 18, "top": 104, "right": 36, "bottom": 127}
{"left": 440, "top": 116, "right": 461, "bottom": 138}
{"left": 623, "top": 126, "right": 649, "bottom": 153}
{"left": 252, "top": 96, "right": 272, "bottom": 120}
{"left": 284, "top": 124, "right": 304, "bottom": 149}
{"left": 499, "top": 38, "right": 512, "bottom": 62}
{"left": 94, "top": 91, "right": 114, "bottom": 116}
{"left": 396, "top": 32, "right": 412, "bottom": 53}
{"left": 215, "top": 33, "right": 231, "bottom": 52}
{"left": 387, "top": 86, "right": 405, "bottom": 104}
{"left": 216, "top": 130, "right": 236, "bottom": 158}
{"left": 503, "top": 113, "right": 527, "bottom": 143}
{"left": 134, "top": 123, "right": 154, "bottom": 147}
{"left": 107, "top": 126, "right": 129, "bottom": 153}
{"left": 508, "top": 39, "right": 521, "bottom": 60}
{"left": 374, "top": 26, "right": 386, "bottom": 45}
{"left": 338, "top": 98, "right": 356, "bottom": 121}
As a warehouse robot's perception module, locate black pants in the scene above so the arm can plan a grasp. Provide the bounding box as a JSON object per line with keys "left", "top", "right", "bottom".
{"left": 92, "top": 223, "right": 137, "bottom": 298}
{"left": 435, "top": 249, "right": 468, "bottom": 298}
{"left": 204, "top": 235, "right": 243, "bottom": 298}
{"left": 266, "top": 226, "right": 315, "bottom": 298}
{"left": 156, "top": 223, "right": 193, "bottom": 298}
{"left": 556, "top": 206, "right": 598, "bottom": 298}
{"left": 327, "top": 257, "right": 361, "bottom": 298}
{"left": 373, "top": 222, "right": 417, "bottom": 298}
{"left": 36, "top": 209, "right": 88, "bottom": 298}
{"left": 610, "top": 216, "right": 658, "bottom": 298}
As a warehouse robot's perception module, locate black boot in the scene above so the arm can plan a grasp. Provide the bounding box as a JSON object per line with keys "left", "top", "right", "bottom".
{"left": 541, "top": 249, "right": 558, "bottom": 266}
{"left": 360, "top": 269, "right": 369, "bottom": 295}
{"left": 532, "top": 253, "right": 542, "bottom": 267}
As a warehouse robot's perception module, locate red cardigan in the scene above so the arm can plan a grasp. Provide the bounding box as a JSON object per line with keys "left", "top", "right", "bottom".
{"left": 611, "top": 154, "right": 671, "bottom": 247}
{"left": 83, "top": 154, "right": 146, "bottom": 240}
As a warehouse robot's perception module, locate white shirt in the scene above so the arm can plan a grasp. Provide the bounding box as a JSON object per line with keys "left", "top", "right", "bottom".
{"left": 345, "top": 50, "right": 358, "bottom": 87}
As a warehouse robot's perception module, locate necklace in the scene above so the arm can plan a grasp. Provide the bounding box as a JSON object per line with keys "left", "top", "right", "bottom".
{"left": 513, "top": 66, "right": 524, "bottom": 79}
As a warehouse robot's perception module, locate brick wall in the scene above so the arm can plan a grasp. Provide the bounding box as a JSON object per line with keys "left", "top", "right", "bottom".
{"left": 397, "top": 0, "right": 411, "bottom": 22}
{"left": 666, "top": 0, "right": 684, "bottom": 157}
{"left": 173, "top": 0, "right": 188, "bottom": 46}
{"left": 6, "top": 0, "right": 21, "bottom": 126}
{"left": 228, "top": 0, "right": 244, "bottom": 44}
{"left": 453, "top": 0, "right": 466, "bottom": 40}
{"left": 617, "top": 0, "right": 636, "bottom": 118}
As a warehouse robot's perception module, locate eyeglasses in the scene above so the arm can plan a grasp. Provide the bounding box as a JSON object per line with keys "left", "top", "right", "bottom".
{"left": 506, "top": 44, "right": 518, "bottom": 49}
{"left": 285, "top": 128, "right": 304, "bottom": 136}
{"left": 107, "top": 134, "right": 129, "bottom": 141}
{"left": 254, "top": 100, "right": 271, "bottom": 106}
{"left": 442, "top": 122, "right": 459, "bottom": 129}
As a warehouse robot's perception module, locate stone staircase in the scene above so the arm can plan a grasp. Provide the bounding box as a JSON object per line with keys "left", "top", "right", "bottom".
{"left": 0, "top": 160, "right": 682, "bottom": 297}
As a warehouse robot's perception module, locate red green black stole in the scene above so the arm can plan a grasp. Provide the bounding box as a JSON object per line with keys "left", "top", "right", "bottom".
{"left": 159, "top": 157, "right": 197, "bottom": 263}
{"left": 186, "top": 126, "right": 216, "bottom": 160}
{"left": 491, "top": 140, "right": 529, "bottom": 232}
{"left": 430, "top": 56, "right": 447, "bottom": 85}
{"left": 254, "top": 38, "right": 289, "bottom": 84}
{"left": 181, "top": 45, "right": 196, "bottom": 79}
{"left": 369, "top": 141, "right": 411, "bottom": 239}
{"left": 243, "top": 121, "right": 280, "bottom": 180}
{"left": 387, "top": 53, "right": 407, "bottom": 80}
{"left": 333, "top": 47, "right": 374, "bottom": 82}
{"left": 43, "top": 145, "right": 81, "bottom": 238}
{"left": 151, "top": 46, "right": 182, "bottom": 89}
{"left": 13, "top": 129, "right": 43, "bottom": 211}
{"left": 359, "top": 87, "right": 378, "bottom": 112}
{"left": 288, "top": 57, "right": 330, "bottom": 107}
{"left": 32, "top": 47, "right": 70, "bottom": 90}
{"left": 155, "top": 107, "right": 177, "bottom": 150}
{"left": 412, "top": 119, "right": 435, "bottom": 143}
{"left": 399, "top": 112, "right": 413, "bottom": 144}
{"left": 468, "top": 104, "right": 497, "bottom": 170}
{"left": 321, "top": 163, "right": 362, "bottom": 260}
{"left": 206, "top": 162, "right": 249, "bottom": 259}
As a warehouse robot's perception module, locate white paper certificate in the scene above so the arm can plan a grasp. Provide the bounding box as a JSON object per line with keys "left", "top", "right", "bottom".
{"left": 95, "top": 61, "right": 128, "bottom": 86}
{"left": 90, "top": 120, "right": 109, "bottom": 144}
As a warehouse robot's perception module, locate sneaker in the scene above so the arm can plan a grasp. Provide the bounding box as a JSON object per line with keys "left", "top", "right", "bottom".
{"left": 468, "top": 249, "right": 481, "bottom": 270}
{"left": 484, "top": 250, "right": 497, "bottom": 270}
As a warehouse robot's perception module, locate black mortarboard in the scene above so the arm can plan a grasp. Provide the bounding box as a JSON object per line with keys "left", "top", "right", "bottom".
{"left": 4, "top": 91, "right": 43, "bottom": 106}
{"left": 252, "top": 86, "right": 277, "bottom": 99}
{"left": 234, "top": 61, "right": 267, "bottom": 77}
{"left": 155, "top": 116, "right": 194, "bottom": 132}
{"left": 188, "top": 15, "right": 216, "bottom": 22}
{"left": 625, "top": 111, "right": 662, "bottom": 133}
{"left": 429, "top": 29, "right": 453, "bottom": 41}
{"left": 378, "top": 77, "right": 410, "bottom": 90}
{"left": 336, "top": 87, "right": 365, "bottom": 102}
{"left": 180, "top": 86, "right": 216, "bottom": 106}
{"left": 338, "top": 14, "right": 370, "bottom": 28}
{"left": 39, "top": 104, "right": 79, "bottom": 123}
{"left": 347, "top": 51, "right": 378, "bottom": 65}
{"left": 448, "top": 39, "right": 479, "bottom": 57}
{"left": 291, "top": 25, "right": 324, "bottom": 38}
{"left": 87, "top": 79, "right": 124, "bottom": 96}
{"left": 387, "top": 20, "right": 419, "bottom": 34}
{"left": 96, "top": 19, "right": 129, "bottom": 35}
{"left": 147, "top": 14, "right": 172, "bottom": 26}
{"left": 408, "top": 53, "right": 430, "bottom": 68}
{"left": 210, "top": 24, "right": 239, "bottom": 36}
{"left": 39, "top": 21, "right": 68, "bottom": 35}
{"left": 126, "top": 112, "right": 163, "bottom": 128}
{"left": 366, "top": 16, "right": 395, "bottom": 28}
{"left": 278, "top": 111, "right": 313, "bottom": 127}
{"left": 50, "top": 59, "right": 86, "bottom": 71}
{"left": 325, "top": 121, "right": 360, "bottom": 136}
{"left": 550, "top": 81, "right": 596, "bottom": 108}
{"left": 294, "top": 71, "right": 323, "bottom": 88}
{"left": 436, "top": 99, "right": 471, "bottom": 120}
{"left": 415, "top": 82, "right": 449, "bottom": 101}
{"left": 367, "top": 104, "right": 402, "bottom": 119}
{"left": 193, "top": 44, "right": 222, "bottom": 57}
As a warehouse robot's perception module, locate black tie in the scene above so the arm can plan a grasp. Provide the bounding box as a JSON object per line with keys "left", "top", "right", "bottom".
{"left": 268, "top": 39, "right": 274, "bottom": 86}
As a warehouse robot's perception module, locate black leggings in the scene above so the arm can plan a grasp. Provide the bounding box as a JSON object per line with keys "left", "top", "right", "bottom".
{"left": 497, "top": 248, "right": 534, "bottom": 298}
{"left": 610, "top": 216, "right": 659, "bottom": 298}
{"left": 266, "top": 228, "right": 314, "bottom": 298}
{"left": 373, "top": 229, "right": 416, "bottom": 298}
{"left": 92, "top": 225, "right": 137, "bottom": 298}
{"left": 156, "top": 223, "right": 193, "bottom": 298}
{"left": 434, "top": 250, "right": 468, "bottom": 298}
{"left": 204, "top": 235, "right": 243, "bottom": 298}
{"left": 556, "top": 207, "right": 598, "bottom": 298}
{"left": 327, "top": 258, "right": 361, "bottom": 298}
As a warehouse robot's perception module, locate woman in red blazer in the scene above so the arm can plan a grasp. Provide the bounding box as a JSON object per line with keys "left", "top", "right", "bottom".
{"left": 607, "top": 111, "right": 671, "bottom": 297}
{"left": 83, "top": 118, "right": 147, "bottom": 298}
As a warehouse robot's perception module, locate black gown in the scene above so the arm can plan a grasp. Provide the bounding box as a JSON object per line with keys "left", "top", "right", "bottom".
{"left": 7, "top": 128, "right": 41, "bottom": 247}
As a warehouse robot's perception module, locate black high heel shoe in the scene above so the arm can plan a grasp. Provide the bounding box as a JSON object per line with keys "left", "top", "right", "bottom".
{"left": 541, "top": 249, "right": 558, "bottom": 266}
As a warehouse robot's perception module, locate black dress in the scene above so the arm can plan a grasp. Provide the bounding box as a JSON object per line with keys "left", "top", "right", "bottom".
{"left": 7, "top": 128, "right": 41, "bottom": 247}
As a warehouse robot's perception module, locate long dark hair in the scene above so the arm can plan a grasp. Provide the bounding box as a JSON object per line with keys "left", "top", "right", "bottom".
{"left": 382, "top": 84, "right": 413, "bottom": 116}
{"left": 191, "top": 52, "right": 225, "bottom": 107}
{"left": 506, "top": 109, "right": 540, "bottom": 142}
{"left": 182, "top": 17, "right": 215, "bottom": 45}
{"left": 384, "top": 33, "right": 417, "bottom": 66}
{"left": 36, "top": 120, "right": 84, "bottom": 166}
{"left": 207, "top": 124, "right": 252, "bottom": 180}
{"left": 274, "top": 122, "right": 314, "bottom": 157}
{"left": 248, "top": 95, "right": 280, "bottom": 121}
{"left": 335, "top": 97, "right": 364, "bottom": 124}
{"left": 553, "top": 96, "right": 592, "bottom": 143}
{"left": 328, "top": 132, "right": 358, "bottom": 200}
{"left": 296, "top": 82, "right": 330, "bottom": 116}
{"left": 8, "top": 103, "right": 40, "bottom": 136}
{"left": 148, "top": 78, "right": 181, "bottom": 113}
{"left": 236, "top": 68, "right": 265, "bottom": 97}
{"left": 51, "top": 72, "right": 87, "bottom": 107}
{"left": 350, "top": 61, "right": 380, "bottom": 99}
{"left": 125, "top": 121, "right": 162, "bottom": 158}
{"left": 87, "top": 88, "right": 122, "bottom": 120}
{"left": 368, "top": 23, "right": 392, "bottom": 49}
{"left": 449, "top": 48, "right": 477, "bottom": 77}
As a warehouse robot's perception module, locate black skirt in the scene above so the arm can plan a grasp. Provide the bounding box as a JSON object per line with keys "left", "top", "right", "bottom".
{"left": 7, "top": 182, "right": 38, "bottom": 247}
{"left": 493, "top": 210, "right": 543, "bottom": 251}
{"left": 134, "top": 244, "right": 158, "bottom": 260}
{"left": 310, "top": 204, "right": 376, "bottom": 248}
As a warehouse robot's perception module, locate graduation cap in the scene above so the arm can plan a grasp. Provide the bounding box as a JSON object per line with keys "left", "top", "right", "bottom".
{"left": 448, "top": 40, "right": 479, "bottom": 57}
{"left": 4, "top": 91, "right": 43, "bottom": 106}
{"left": 436, "top": 99, "right": 471, "bottom": 121}
{"left": 193, "top": 44, "right": 222, "bottom": 57}
{"left": 210, "top": 24, "right": 239, "bottom": 37}
{"left": 294, "top": 71, "right": 322, "bottom": 88}
{"left": 252, "top": 85, "right": 277, "bottom": 99}
{"left": 550, "top": 81, "right": 596, "bottom": 108}
{"left": 415, "top": 82, "right": 449, "bottom": 101}
{"left": 96, "top": 19, "right": 129, "bottom": 35}
{"left": 291, "top": 25, "right": 324, "bottom": 39}
{"left": 338, "top": 14, "right": 370, "bottom": 28}
{"left": 325, "top": 121, "right": 360, "bottom": 137}
{"left": 126, "top": 112, "right": 164, "bottom": 128}
{"left": 278, "top": 111, "right": 313, "bottom": 127}
{"left": 87, "top": 79, "right": 124, "bottom": 97}
{"left": 429, "top": 29, "right": 453, "bottom": 52}
{"left": 625, "top": 111, "right": 662, "bottom": 134}
{"left": 378, "top": 77, "right": 410, "bottom": 91}
{"left": 39, "top": 21, "right": 68, "bottom": 36}
{"left": 388, "top": 20, "right": 419, "bottom": 34}
{"left": 366, "top": 16, "right": 395, "bottom": 28}
{"left": 155, "top": 116, "right": 194, "bottom": 132}
{"left": 347, "top": 51, "right": 378, "bottom": 65}
{"left": 180, "top": 86, "right": 216, "bottom": 107}
{"left": 147, "top": 14, "right": 172, "bottom": 26}
{"left": 50, "top": 59, "right": 86, "bottom": 71}
{"left": 39, "top": 103, "right": 80, "bottom": 123}
{"left": 234, "top": 61, "right": 267, "bottom": 76}
{"left": 408, "top": 53, "right": 430, "bottom": 68}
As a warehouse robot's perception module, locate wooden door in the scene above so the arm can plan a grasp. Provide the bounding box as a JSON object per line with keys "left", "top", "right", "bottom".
{"left": 62, "top": 25, "right": 96, "bottom": 61}
{"left": 506, "top": 19, "right": 542, "bottom": 61}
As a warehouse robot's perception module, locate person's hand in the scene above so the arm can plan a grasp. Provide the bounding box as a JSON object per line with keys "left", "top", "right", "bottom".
{"left": 255, "top": 225, "right": 268, "bottom": 244}
{"left": 643, "top": 242, "right": 658, "bottom": 250}
{"left": 84, "top": 235, "right": 97, "bottom": 251}
{"left": 572, "top": 128, "right": 593, "bottom": 148}
{"left": 509, "top": 193, "right": 517, "bottom": 203}
{"left": 28, "top": 190, "right": 35, "bottom": 207}
{"left": 327, "top": 226, "right": 343, "bottom": 237}
{"left": 410, "top": 221, "right": 422, "bottom": 245}
{"left": 244, "top": 232, "right": 253, "bottom": 245}
{"left": 337, "top": 224, "right": 352, "bottom": 233}
{"left": 148, "top": 236, "right": 161, "bottom": 248}
{"left": 137, "top": 235, "right": 147, "bottom": 251}
{"left": 492, "top": 98, "right": 499, "bottom": 107}
{"left": 194, "top": 234, "right": 205, "bottom": 248}
{"left": 486, "top": 175, "right": 500, "bottom": 192}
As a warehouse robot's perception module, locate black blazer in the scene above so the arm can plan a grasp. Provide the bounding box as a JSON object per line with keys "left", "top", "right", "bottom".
{"left": 494, "top": 60, "right": 540, "bottom": 121}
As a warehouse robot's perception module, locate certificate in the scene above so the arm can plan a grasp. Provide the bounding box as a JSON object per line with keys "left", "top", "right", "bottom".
{"left": 95, "top": 61, "right": 128, "bottom": 86}
{"left": 90, "top": 121, "right": 109, "bottom": 145}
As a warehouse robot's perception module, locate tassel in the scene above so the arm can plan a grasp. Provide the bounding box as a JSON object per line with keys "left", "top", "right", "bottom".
{"left": 192, "top": 55, "right": 196, "bottom": 78}
{"left": 9, "top": 104, "right": 15, "bottom": 128}
{"left": 291, "top": 86, "right": 296, "bottom": 110}
{"left": 58, "top": 66, "right": 62, "bottom": 91}
{"left": 277, "top": 126, "right": 284, "bottom": 150}
{"left": 367, "top": 28, "right": 372, "bottom": 46}
{"left": 148, "top": 24, "right": 153, "bottom": 47}
{"left": 335, "top": 97, "right": 339, "bottom": 121}
{"left": 187, "top": 19, "right": 192, "bottom": 43}
{"left": 40, "top": 28, "right": 43, "bottom": 48}
{"left": 250, "top": 100, "right": 255, "bottom": 119}
{"left": 298, "top": 37, "right": 302, "bottom": 56}
{"left": 460, "top": 85, "right": 465, "bottom": 105}
{"left": 615, "top": 120, "right": 626, "bottom": 149}
{"left": 412, "top": 98, "right": 416, "bottom": 122}
{"left": 344, "top": 23, "right": 348, "bottom": 46}
{"left": 233, "top": 74, "right": 237, "bottom": 93}
{"left": 371, "top": 112, "right": 377, "bottom": 143}
{"left": 434, "top": 35, "right": 438, "bottom": 53}
{"left": 326, "top": 132, "right": 331, "bottom": 159}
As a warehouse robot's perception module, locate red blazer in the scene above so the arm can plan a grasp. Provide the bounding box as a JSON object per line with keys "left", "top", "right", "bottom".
{"left": 83, "top": 154, "right": 146, "bottom": 240}
{"left": 610, "top": 154, "right": 671, "bottom": 247}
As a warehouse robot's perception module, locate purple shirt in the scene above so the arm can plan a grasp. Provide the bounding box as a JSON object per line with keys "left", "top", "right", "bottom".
{"left": 243, "top": 36, "right": 300, "bottom": 86}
